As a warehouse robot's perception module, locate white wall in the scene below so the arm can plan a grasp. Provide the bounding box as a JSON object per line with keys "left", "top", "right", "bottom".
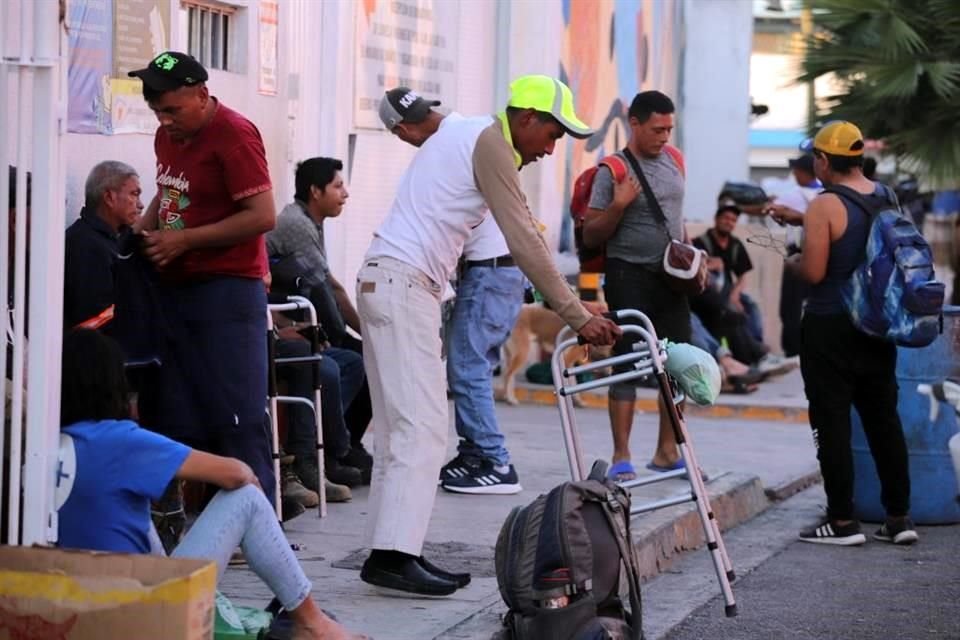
{"left": 321, "top": 0, "right": 499, "bottom": 300}
{"left": 681, "top": 0, "right": 753, "bottom": 221}
{"left": 64, "top": 0, "right": 295, "bottom": 221}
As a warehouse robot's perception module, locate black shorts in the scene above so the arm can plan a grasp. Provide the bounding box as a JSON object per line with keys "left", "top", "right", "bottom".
{"left": 603, "top": 258, "right": 691, "bottom": 397}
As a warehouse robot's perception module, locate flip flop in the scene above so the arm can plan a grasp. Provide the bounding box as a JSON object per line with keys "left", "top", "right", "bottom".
{"left": 645, "top": 460, "right": 685, "bottom": 473}
{"left": 722, "top": 378, "right": 759, "bottom": 395}
{"left": 608, "top": 460, "right": 637, "bottom": 482}
{"left": 646, "top": 459, "right": 710, "bottom": 482}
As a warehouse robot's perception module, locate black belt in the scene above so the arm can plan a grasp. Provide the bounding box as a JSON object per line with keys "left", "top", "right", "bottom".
{"left": 465, "top": 254, "right": 515, "bottom": 269}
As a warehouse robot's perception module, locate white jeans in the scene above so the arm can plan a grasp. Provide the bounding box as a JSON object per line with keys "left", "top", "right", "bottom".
{"left": 357, "top": 257, "right": 446, "bottom": 555}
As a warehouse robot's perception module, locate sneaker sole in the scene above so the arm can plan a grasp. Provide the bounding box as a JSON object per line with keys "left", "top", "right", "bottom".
{"left": 873, "top": 531, "right": 919, "bottom": 545}
{"left": 798, "top": 533, "right": 866, "bottom": 546}
{"left": 440, "top": 483, "right": 523, "bottom": 495}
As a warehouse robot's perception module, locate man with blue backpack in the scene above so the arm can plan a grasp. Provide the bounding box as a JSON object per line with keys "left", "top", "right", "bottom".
{"left": 773, "top": 120, "right": 944, "bottom": 546}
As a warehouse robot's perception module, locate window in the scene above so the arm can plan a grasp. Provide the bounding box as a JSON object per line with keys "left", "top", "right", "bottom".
{"left": 181, "top": 1, "right": 236, "bottom": 71}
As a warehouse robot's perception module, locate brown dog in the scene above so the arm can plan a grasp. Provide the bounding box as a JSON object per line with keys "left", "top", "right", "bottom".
{"left": 498, "top": 303, "right": 611, "bottom": 407}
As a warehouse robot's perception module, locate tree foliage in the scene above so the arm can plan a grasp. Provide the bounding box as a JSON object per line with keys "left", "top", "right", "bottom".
{"left": 802, "top": 0, "right": 960, "bottom": 186}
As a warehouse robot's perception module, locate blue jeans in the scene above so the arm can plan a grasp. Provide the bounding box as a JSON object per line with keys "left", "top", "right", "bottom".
{"left": 151, "top": 485, "right": 312, "bottom": 611}
{"left": 740, "top": 293, "right": 763, "bottom": 343}
{"left": 447, "top": 265, "right": 526, "bottom": 466}
{"left": 690, "top": 312, "right": 720, "bottom": 357}
{"left": 277, "top": 339, "right": 365, "bottom": 461}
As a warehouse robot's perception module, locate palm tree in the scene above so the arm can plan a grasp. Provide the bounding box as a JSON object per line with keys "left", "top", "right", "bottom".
{"left": 801, "top": 0, "right": 960, "bottom": 187}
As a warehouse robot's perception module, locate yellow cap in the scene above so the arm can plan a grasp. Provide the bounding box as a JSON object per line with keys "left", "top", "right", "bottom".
{"left": 507, "top": 75, "right": 594, "bottom": 139}
{"left": 800, "top": 121, "right": 865, "bottom": 157}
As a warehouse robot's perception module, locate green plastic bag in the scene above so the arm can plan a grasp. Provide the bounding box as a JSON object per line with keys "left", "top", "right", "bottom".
{"left": 664, "top": 342, "right": 721, "bottom": 406}
{"left": 214, "top": 591, "right": 274, "bottom": 640}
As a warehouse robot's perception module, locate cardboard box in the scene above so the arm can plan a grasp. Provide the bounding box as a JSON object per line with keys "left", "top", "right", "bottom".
{"left": 0, "top": 545, "right": 216, "bottom": 639}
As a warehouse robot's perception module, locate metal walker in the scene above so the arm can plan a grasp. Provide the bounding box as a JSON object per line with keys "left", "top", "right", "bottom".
{"left": 266, "top": 295, "right": 327, "bottom": 518}
{"left": 551, "top": 309, "right": 737, "bottom": 617}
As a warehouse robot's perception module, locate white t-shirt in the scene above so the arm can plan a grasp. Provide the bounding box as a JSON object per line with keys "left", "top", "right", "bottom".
{"left": 366, "top": 112, "right": 495, "bottom": 284}
{"left": 774, "top": 184, "right": 820, "bottom": 249}
{"left": 463, "top": 216, "right": 509, "bottom": 261}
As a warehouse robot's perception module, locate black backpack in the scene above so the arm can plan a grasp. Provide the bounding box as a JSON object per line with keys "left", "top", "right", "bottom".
{"left": 494, "top": 462, "right": 644, "bottom": 640}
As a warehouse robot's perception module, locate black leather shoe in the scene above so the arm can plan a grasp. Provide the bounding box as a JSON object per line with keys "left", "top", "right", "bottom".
{"left": 418, "top": 556, "right": 471, "bottom": 588}
{"left": 360, "top": 555, "right": 458, "bottom": 596}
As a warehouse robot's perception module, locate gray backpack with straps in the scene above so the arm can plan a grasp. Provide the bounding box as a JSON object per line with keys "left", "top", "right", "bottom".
{"left": 494, "top": 461, "right": 644, "bottom": 640}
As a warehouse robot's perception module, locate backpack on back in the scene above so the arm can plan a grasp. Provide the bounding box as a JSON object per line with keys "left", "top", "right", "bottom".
{"left": 494, "top": 462, "right": 644, "bottom": 640}
{"left": 570, "top": 146, "right": 685, "bottom": 274}
{"left": 826, "top": 184, "right": 944, "bottom": 347}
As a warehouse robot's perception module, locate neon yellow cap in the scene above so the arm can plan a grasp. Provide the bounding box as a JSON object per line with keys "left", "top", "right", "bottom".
{"left": 800, "top": 121, "right": 865, "bottom": 157}
{"left": 507, "top": 75, "right": 593, "bottom": 139}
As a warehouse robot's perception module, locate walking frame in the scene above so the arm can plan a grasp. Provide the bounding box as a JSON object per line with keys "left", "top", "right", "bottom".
{"left": 551, "top": 309, "right": 737, "bottom": 617}
{"left": 267, "top": 295, "right": 327, "bottom": 518}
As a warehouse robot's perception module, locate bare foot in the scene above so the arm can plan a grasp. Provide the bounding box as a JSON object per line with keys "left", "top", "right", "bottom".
{"left": 292, "top": 614, "right": 369, "bottom": 640}
{"left": 719, "top": 355, "right": 749, "bottom": 377}
{"left": 289, "top": 598, "right": 369, "bottom": 640}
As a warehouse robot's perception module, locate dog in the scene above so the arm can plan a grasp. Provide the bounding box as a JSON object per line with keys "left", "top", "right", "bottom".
{"left": 498, "top": 303, "right": 612, "bottom": 407}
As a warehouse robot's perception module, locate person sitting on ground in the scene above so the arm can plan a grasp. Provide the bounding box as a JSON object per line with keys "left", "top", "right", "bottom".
{"left": 56, "top": 328, "right": 368, "bottom": 640}
{"left": 689, "top": 312, "right": 763, "bottom": 394}
{"left": 693, "top": 201, "right": 763, "bottom": 342}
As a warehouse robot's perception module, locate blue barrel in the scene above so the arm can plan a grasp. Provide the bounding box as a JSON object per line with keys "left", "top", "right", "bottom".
{"left": 852, "top": 306, "right": 960, "bottom": 523}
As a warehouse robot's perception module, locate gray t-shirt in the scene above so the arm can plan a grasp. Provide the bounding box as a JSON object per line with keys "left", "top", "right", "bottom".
{"left": 266, "top": 200, "right": 330, "bottom": 280}
{"left": 588, "top": 150, "right": 685, "bottom": 264}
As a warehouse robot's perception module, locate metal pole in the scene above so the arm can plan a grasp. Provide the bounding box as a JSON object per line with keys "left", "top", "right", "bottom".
{"left": 22, "top": 0, "right": 64, "bottom": 547}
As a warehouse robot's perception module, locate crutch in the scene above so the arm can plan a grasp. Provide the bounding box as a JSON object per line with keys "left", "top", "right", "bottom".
{"left": 552, "top": 309, "right": 737, "bottom": 617}
{"left": 267, "top": 295, "right": 327, "bottom": 517}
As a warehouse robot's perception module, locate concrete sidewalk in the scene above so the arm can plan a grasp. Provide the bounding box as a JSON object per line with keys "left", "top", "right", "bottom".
{"left": 221, "top": 368, "right": 818, "bottom": 639}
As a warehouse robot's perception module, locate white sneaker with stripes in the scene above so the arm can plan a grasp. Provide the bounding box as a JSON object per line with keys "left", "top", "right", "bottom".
{"left": 440, "top": 460, "right": 522, "bottom": 495}
{"left": 798, "top": 519, "right": 866, "bottom": 546}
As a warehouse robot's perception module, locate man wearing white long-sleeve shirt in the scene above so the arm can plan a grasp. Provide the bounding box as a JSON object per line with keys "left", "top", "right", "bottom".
{"left": 377, "top": 88, "right": 528, "bottom": 496}
{"left": 357, "top": 76, "right": 621, "bottom": 597}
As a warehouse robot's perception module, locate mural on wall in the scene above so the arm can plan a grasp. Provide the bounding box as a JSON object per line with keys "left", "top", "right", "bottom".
{"left": 556, "top": 0, "right": 683, "bottom": 251}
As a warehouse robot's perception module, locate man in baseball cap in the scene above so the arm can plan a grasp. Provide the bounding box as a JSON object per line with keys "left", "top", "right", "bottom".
{"left": 783, "top": 119, "right": 919, "bottom": 547}
{"left": 128, "top": 51, "right": 209, "bottom": 95}
{"left": 506, "top": 74, "right": 593, "bottom": 140}
{"left": 379, "top": 88, "right": 440, "bottom": 127}
{"left": 378, "top": 87, "right": 443, "bottom": 147}
{"left": 799, "top": 120, "right": 865, "bottom": 157}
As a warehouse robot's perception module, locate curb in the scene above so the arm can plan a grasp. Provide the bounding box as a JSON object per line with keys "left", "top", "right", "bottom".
{"left": 630, "top": 472, "right": 770, "bottom": 581}
{"left": 764, "top": 468, "right": 822, "bottom": 502}
{"left": 505, "top": 386, "right": 810, "bottom": 424}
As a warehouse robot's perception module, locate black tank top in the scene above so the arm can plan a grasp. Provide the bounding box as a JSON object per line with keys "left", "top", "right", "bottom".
{"left": 805, "top": 183, "right": 887, "bottom": 315}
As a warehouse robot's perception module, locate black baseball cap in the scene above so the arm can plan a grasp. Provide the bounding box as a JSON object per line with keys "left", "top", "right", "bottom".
{"left": 379, "top": 87, "right": 441, "bottom": 129}
{"left": 127, "top": 51, "right": 209, "bottom": 93}
{"left": 716, "top": 197, "right": 740, "bottom": 217}
{"left": 788, "top": 154, "right": 815, "bottom": 174}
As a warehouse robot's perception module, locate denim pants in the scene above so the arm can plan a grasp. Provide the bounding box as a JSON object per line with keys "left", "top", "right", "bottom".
{"left": 161, "top": 485, "right": 312, "bottom": 611}
{"left": 690, "top": 312, "right": 720, "bottom": 357}
{"left": 277, "top": 339, "right": 365, "bottom": 462}
{"left": 447, "top": 265, "right": 526, "bottom": 466}
{"left": 357, "top": 257, "right": 447, "bottom": 555}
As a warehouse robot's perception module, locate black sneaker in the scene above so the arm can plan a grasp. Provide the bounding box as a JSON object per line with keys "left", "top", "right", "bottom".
{"left": 438, "top": 454, "right": 482, "bottom": 485}
{"left": 440, "top": 459, "right": 522, "bottom": 495}
{"left": 873, "top": 518, "right": 919, "bottom": 545}
{"left": 798, "top": 520, "right": 866, "bottom": 546}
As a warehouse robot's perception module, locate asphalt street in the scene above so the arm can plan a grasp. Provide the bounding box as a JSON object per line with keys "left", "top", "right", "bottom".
{"left": 665, "top": 519, "right": 960, "bottom": 640}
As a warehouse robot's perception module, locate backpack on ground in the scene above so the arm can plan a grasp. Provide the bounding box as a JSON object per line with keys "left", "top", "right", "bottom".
{"left": 494, "top": 461, "right": 644, "bottom": 640}
{"left": 570, "top": 146, "right": 685, "bottom": 274}
{"left": 826, "top": 184, "right": 944, "bottom": 347}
